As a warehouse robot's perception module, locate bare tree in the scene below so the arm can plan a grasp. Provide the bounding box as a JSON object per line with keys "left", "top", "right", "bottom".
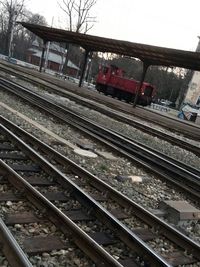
{"left": 23, "top": 12, "right": 47, "bottom": 44}
{"left": 13, "top": 12, "right": 47, "bottom": 60}
{"left": 58, "top": 0, "right": 97, "bottom": 33}
{"left": 0, "top": 0, "right": 25, "bottom": 57}
{"left": 58, "top": 0, "right": 97, "bottom": 75}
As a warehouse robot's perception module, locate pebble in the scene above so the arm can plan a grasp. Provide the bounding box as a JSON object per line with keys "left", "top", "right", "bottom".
{"left": 0, "top": 79, "right": 200, "bottom": 266}
{"left": 14, "top": 224, "right": 22, "bottom": 229}
{"left": 6, "top": 201, "right": 12, "bottom": 207}
{"left": 42, "top": 253, "right": 50, "bottom": 258}
{"left": 194, "top": 224, "right": 200, "bottom": 235}
{"left": 42, "top": 228, "right": 49, "bottom": 234}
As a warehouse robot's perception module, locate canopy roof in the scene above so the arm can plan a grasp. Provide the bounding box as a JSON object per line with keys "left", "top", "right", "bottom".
{"left": 20, "top": 22, "right": 200, "bottom": 71}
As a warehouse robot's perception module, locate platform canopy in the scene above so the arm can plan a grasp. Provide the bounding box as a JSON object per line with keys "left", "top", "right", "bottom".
{"left": 20, "top": 22, "right": 200, "bottom": 71}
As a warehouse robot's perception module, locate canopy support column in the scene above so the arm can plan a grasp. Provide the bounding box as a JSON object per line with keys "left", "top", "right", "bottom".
{"left": 39, "top": 40, "right": 47, "bottom": 72}
{"left": 85, "top": 52, "right": 93, "bottom": 82}
{"left": 79, "top": 49, "right": 89, "bottom": 87}
{"left": 132, "top": 62, "right": 149, "bottom": 107}
{"left": 62, "top": 43, "right": 70, "bottom": 74}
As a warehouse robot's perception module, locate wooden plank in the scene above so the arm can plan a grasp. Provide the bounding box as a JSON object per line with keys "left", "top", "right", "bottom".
{"left": 0, "top": 178, "right": 8, "bottom": 184}
{"left": 119, "top": 259, "right": 138, "bottom": 267}
{"left": 64, "top": 208, "right": 129, "bottom": 221}
{"left": 5, "top": 212, "right": 45, "bottom": 225}
{"left": 23, "top": 236, "right": 68, "bottom": 255}
{"left": 72, "top": 180, "right": 86, "bottom": 186}
{"left": 8, "top": 164, "right": 41, "bottom": 172}
{"left": 24, "top": 176, "right": 55, "bottom": 186}
{"left": 111, "top": 209, "right": 130, "bottom": 219}
{"left": 43, "top": 192, "right": 68, "bottom": 201}
{"left": 0, "top": 191, "right": 67, "bottom": 202}
{"left": 0, "top": 144, "right": 14, "bottom": 150}
{"left": 164, "top": 251, "right": 196, "bottom": 266}
{"left": 133, "top": 228, "right": 155, "bottom": 241}
{"left": 0, "top": 192, "right": 23, "bottom": 202}
{"left": 88, "top": 232, "right": 117, "bottom": 245}
{"left": 64, "top": 209, "right": 94, "bottom": 221}
{"left": 90, "top": 193, "right": 108, "bottom": 201}
{"left": 0, "top": 152, "right": 26, "bottom": 160}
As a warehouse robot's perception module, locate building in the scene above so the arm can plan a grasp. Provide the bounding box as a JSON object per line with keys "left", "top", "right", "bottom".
{"left": 27, "top": 40, "right": 79, "bottom": 76}
{"left": 184, "top": 37, "right": 200, "bottom": 106}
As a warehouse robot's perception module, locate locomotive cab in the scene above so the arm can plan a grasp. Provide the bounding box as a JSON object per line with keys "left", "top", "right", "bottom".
{"left": 144, "top": 85, "right": 154, "bottom": 97}
{"left": 102, "top": 66, "right": 109, "bottom": 75}
{"left": 139, "top": 84, "right": 156, "bottom": 105}
{"left": 96, "top": 64, "right": 156, "bottom": 106}
{"left": 110, "top": 65, "right": 124, "bottom": 77}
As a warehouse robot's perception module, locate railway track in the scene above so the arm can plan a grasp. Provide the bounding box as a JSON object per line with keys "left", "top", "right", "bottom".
{"left": 1, "top": 117, "right": 200, "bottom": 266}
{"left": 0, "top": 162, "right": 121, "bottom": 267}
{"left": 0, "top": 217, "right": 32, "bottom": 267}
{"left": 32, "top": 84, "right": 200, "bottom": 157}
{"left": 0, "top": 77, "right": 200, "bottom": 203}
{"left": 0, "top": 60, "right": 200, "bottom": 142}
{"left": 0, "top": 120, "right": 171, "bottom": 266}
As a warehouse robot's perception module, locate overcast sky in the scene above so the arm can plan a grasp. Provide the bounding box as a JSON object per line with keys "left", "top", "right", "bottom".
{"left": 26, "top": 0, "right": 200, "bottom": 52}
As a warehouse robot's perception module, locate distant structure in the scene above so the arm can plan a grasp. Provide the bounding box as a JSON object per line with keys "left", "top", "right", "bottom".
{"left": 184, "top": 37, "right": 200, "bottom": 106}
{"left": 27, "top": 40, "right": 79, "bottom": 77}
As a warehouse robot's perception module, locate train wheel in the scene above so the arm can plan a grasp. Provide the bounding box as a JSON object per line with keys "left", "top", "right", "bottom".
{"left": 112, "top": 92, "right": 117, "bottom": 98}
{"left": 117, "top": 95, "right": 121, "bottom": 100}
{"left": 116, "top": 91, "right": 121, "bottom": 100}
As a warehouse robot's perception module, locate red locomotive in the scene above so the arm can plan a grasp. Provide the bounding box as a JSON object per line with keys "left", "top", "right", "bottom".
{"left": 96, "top": 65, "right": 156, "bottom": 106}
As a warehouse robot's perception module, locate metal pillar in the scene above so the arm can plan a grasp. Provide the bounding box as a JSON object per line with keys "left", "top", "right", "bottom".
{"left": 44, "top": 41, "right": 51, "bottom": 72}
{"left": 79, "top": 49, "right": 89, "bottom": 87}
{"left": 62, "top": 43, "right": 70, "bottom": 74}
{"left": 39, "top": 40, "right": 47, "bottom": 72}
{"left": 85, "top": 52, "right": 93, "bottom": 83}
{"left": 132, "top": 62, "right": 149, "bottom": 107}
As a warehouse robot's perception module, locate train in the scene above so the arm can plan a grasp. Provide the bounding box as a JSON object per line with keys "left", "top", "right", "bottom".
{"left": 96, "top": 65, "right": 156, "bottom": 106}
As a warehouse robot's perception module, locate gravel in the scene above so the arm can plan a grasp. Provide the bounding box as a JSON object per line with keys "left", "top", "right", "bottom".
{"left": 0, "top": 81, "right": 200, "bottom": 249}
{"left": 0, "top": 178, "right": 95, "bottom": 266}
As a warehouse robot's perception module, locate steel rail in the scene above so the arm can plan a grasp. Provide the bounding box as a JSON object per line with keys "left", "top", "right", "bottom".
{"left": 1, "top": 115, "right": 200, "bottom": 262}
{"left": 0, "top": 122, "right": 173, "bottom": 267}
{"left": 1, "top": 77, "right": 199, "bottom": 179}
{"left": 113, "top": 129, "right": 200, "bottom": 176}
{"left": 0, "top": 159, "right": 124, "bottom": 267}
{"left": 0, "top": 70, "right": 200, "bottom": 159}
{"left": 64, "top": 101, "right": 200, "bottom": 156}
{"left": 89, "top": 108, "right": 200, "bottom": 156}
{"left": 0, "top": 61, "right": 200, "bottom": 142}
{"left": 0, "top": 218, "right": 32, "bottom": 267}
{"left": 0, "top": 78, "right": 199, "bottom": 201}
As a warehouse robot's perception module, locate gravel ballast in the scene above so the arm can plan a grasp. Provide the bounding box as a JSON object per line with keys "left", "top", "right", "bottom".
{"left": 0, "top": 85, "right": 200, "bottom": 247}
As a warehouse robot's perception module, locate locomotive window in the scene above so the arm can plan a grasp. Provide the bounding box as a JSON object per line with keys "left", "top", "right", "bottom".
{"left": 144, "top": 86, "right": 153, "bottom": 96}
{"left": 102, "top": 67, "right": 109, "bottom": 74}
